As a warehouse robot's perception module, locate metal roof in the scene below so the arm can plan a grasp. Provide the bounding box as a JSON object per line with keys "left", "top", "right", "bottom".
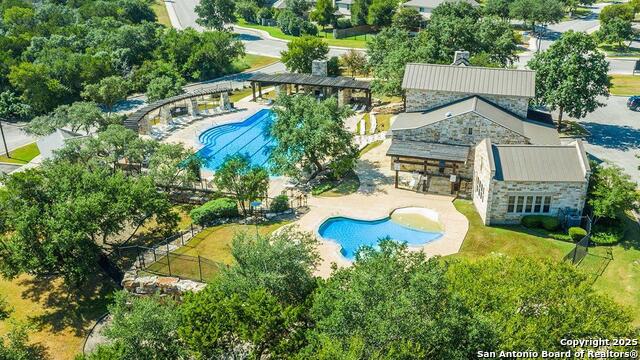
{"left": 249, "top": 73, "right": 371, "bottom": 90}
{"left": 402, "top": 63, "right": 535, "bottom": 98}
{"left": 392, "top": 96, "right": 559, "bottom": 145}
{"left": 402, "top": 0, "right": 478, "bottom": 9}
{"left": 387, "top": 140, "right": 469, "bottom": 162}
{"left": 124, "top": 82, "right": 233, "bottom": 132}
{"left": 491, "top": 141, "right": 589, "bottom": 182}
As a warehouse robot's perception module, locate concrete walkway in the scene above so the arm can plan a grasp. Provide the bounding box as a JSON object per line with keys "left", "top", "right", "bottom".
{"left": 295, "top": 139, "right": 469, "bottom": 278}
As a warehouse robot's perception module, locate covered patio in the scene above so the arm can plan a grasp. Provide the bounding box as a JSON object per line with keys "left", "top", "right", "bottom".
{"left": 386, "top": 140, "right": 471, "bottom": 195}
{"left": 248, "top": 73, "right": 372, "bottom": 109}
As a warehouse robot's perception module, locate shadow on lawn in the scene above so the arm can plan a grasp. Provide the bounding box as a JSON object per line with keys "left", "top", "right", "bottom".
{"left": 16, "top": 274, "right": 113, "bottom": 337}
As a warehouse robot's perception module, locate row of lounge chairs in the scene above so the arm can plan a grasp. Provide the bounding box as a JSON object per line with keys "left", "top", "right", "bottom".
{"left": 148, "top": 106, "right": 238, "bottom": 140}
{"left": 351, "top": 103, "right": 367, "bottom": 113}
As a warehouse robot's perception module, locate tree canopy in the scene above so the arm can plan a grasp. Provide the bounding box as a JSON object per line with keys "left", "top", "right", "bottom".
{"left": 270, "top": 94, "right": 357, "bottom": 180}
{"left": 528, "top": 31, "right": 610, "bottom": 128}
{"left": 213, "top": 154, "right": 269, "bottom": 216}
{"left": 195, "top": 0, "right": 236, "bottom": 30}
{"left": 280, "top": 36, "right": 329, "bottom": 73}
{"left": 588, "top": 163, "right": 640, "bottom": 223}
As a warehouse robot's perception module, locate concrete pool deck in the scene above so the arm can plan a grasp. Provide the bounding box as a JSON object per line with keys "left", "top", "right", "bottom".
{"left": 295, "top": 139, "right": 469, "bottom": 278}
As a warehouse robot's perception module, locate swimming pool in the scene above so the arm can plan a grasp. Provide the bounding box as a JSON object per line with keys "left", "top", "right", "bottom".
{"left": 197, "top": 109, "right": 275, "bottom": 171}
{"left": 318, "top": 210, "right": 443, "bottom": 260}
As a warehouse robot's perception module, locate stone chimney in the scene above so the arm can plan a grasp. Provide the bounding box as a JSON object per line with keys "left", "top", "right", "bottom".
{"left": 452, "top": 50, "right": 470, "bottom": 66}
{"left": 311, "top": 59, "right": 328, "bottom": 77}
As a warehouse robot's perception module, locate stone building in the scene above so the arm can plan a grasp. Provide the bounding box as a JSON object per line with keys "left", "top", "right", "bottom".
{"left": 387, "top": 54, "right": 591, "bottom": 223}
{"left": 473, "top": 139, "right": 590, "bottom": 225}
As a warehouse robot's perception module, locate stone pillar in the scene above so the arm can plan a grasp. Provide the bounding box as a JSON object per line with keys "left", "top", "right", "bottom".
{"left": 160, "top": 106, "right": 171, "bottom": 123}
{"left": 338, "top": 88, "right": 351, "bottom": 107}
{"left": 312, "top": 60, "right": 328, "bottom": 77}
{"left": 187, "top": 98, "right": 198, "bottom": 116}
{"left": 220, "top": 92, "right": 230, "bottom": 109}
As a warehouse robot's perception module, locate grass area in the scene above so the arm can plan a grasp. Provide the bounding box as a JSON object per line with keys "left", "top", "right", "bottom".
{"left": 229, "top": 87, "right": 254, "bottom": 103}
{"left": 235, "top": 20, "right": 369, "bottom": 48}
{"left": 578, "top": 212, "right": 640, "bottom": 326}
{"left": 599, "top": 44, "right": 640, "bottom": 58}
{"left": 151, "top": 0, "right": 172, "bottom": 27}
{"left": 374, "top": 113, "right": 393, "bottom": 132}
{"left": 232, "top": 54, "right": 279, "bottom": 73}
{"left": 0, "top": 274, "right": 115, "bottom": 360}
{"left": 145, "top": 221, "right": 290, "bottom": 281}
{"left": 559, "top": 120, "right": 590, "bottom": 138}
{"left": 359, "top": 140, "right": 383, "bottom": 156}
{"left": 453, "top": 200, "right": 575, "bottom": 260}
{"left": 311, "top": 170, "right": 361, "bottom": 197}
{"left": 453, "top": 200, "right": 640, "bottom": 325}
{"left": 0, "top": 142, "right": 40, "bottom": 164}
{"left": 609, "top": 75, "right": 640, "bottom": 96}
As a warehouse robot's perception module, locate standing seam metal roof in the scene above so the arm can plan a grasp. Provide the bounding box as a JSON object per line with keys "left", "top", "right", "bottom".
{"left": 402, "top": 63, "right": 535, "bottom": 98}
{"left": 491, "top": 142, "right": 588, "bottom": 182}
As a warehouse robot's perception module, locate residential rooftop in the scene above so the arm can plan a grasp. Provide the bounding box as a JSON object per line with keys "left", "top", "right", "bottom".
{"left": 402, "top": 63, "right": 536, "bottom": 98}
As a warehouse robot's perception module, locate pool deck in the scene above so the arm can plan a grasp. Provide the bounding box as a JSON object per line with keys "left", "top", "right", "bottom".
{"left": 296, "top": 139, "right": 469, "bottom": 278}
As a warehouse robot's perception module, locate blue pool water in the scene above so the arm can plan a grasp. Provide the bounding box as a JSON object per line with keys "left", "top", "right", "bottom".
{"left": 318, "top": 217, "right": 443, "bottom": 260}
{"left": 197, "top": 109, "right": 275, "bottom": 171}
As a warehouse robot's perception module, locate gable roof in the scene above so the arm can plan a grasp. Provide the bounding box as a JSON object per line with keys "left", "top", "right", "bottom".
{"left": 391, "top": 96, "right": 559, "bottom": 145}
{"left": 403, "top": 0, "right": 478, "bottom": 9}
{"left": 402, "top": 63, "right": 535, "bottom": 98}
{"left": 490, "top": 141, "right": 590, "bottom": 182}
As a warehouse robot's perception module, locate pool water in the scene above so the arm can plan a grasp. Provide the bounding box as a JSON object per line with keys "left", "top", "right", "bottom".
{"left": 197, "top": 109, "right": 275, "bottom": 171}
{"left": 318, "top": 216, "right": 443, "bottom": 260}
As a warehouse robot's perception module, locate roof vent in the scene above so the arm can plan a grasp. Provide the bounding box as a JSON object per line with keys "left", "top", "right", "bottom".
{"left": 445, "top": 111, "right": 452, "bottom": 117}
{"left": 452, "top": 50, "right": 470, "bottom": 66}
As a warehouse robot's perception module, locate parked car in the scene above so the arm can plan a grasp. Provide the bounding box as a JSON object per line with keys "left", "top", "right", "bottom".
{"left": 627, "top": 96, "right": 640, "bottom": 111}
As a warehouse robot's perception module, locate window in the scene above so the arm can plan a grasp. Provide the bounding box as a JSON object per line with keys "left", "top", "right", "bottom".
{"left": 419, "top": 7, "right": 425, "bottom": 12}
{"left": 468, "top": 128, "right": 473, "bottom": 135}
{"left": 507, "top": 196, "right": 515, "bottom": 212}
{"left": 438, "top": 160, "right": 445, "bottom": 174}
{"left": 475, "top": 177, "right": 485, "bottom": 200}
{"left": 507, "top": 195, "right": 552, "bottom": 214}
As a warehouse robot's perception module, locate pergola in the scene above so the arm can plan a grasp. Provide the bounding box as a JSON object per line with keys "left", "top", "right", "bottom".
{"left": 386, "top": 140, "right": 470, "bottom": 193}
{"left": 248, "top": 73, "right": 372, "bottom": 108}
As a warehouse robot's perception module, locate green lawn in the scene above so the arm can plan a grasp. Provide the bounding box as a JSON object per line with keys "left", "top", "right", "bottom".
{"left": 453, "top": 200, "right": 640, "bottom": 325}
{"left": 312, "top": 170, "right": 361, "bottom": 197}
{"left": 232, "top": 54, "right": 279, "bottom": 73}
{"left": 0, "top": 142, "right": 40, "bottom": 164}
{"left": 151, "top": 0, "right": 172, "bottom": 27}
{"left": 599, "top": 44, "right": 640, "bottom": 58}
{"left": 374, "top": 113, "right": 393, "bottom": 133}
{"left": 0, "top": 274, "right": 115, "bottom": 360}
{"left": 609, "top": 75, "right": 640, "bottom": 96}
{"left": 235, "top": 20, "right": 369, "bottom": 49}
{"left": 146, "top": 221, "right": 290, "bottom": 281}
{"left": 359, "top": 140, "right": 383, "bottom": 156}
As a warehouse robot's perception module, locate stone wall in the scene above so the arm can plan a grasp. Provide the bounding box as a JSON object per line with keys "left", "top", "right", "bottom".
{"left": 487, "top": 180, "right": 589, "bottom": 225}
{"left": 405, "top": 89, "right": 530, "bottom": 118}
{"left": 472, "top": 139, "right": 494, "bottom": 224}
{"left": 392, "top": 112, "right": 530, "bottom": 146}
{"left": 122, "top": 273, "right": 206, "bottom": 297}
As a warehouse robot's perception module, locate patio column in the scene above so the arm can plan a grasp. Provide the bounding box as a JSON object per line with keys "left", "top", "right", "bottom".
{"left": 251, "top": 82, "right": 256, "bottom": 101}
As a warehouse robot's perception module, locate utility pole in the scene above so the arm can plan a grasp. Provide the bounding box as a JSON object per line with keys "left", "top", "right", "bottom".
{"left": 0, "top": 120, "right": 9, "bottom": 158}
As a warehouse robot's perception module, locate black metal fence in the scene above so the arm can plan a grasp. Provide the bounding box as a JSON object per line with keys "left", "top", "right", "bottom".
{"left": 563, "top": 233, "right": 591, "bottom": 265}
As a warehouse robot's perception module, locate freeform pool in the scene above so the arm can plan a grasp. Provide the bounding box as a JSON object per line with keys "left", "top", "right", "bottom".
{"left": 318, "top": 208, "right": 444, "bottom": 260}
{"left": 197, "top": 109, "right": 275, "bottom": 171}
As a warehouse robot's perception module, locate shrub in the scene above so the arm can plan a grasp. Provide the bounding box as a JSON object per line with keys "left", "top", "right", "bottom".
{"left": 311, "top": 182, "right": 334, "bottom": 195}
{"left": 258, "top": 7, "right": 274, "bottom": 20}
{"left": 541, "top": 216, "right": 560, "bottom": 231}
{"left": 568, "top": 227, "right": 588, "bottom": 241}
{"left": 521, "top": 215, "right": 543, "bottom": 228}
{"left": 301, "top": 20, "right": 318, "bottom": 36}
{"left": 237, "top": 2, "right": 259, "bottom": 23}
{"left": 270, "top": 194, "right": 290, "bottom": 212}
{"left": 591, "top": 231, "right": 622, "bottom": 245}
{"left": 189, "top": 198, "right": 238, "bottom": 225}
{"left": 336, "top": 18, "right": 351, "bottom": 29}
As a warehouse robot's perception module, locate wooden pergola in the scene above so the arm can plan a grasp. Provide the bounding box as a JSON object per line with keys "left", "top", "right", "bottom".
{"left": 248, "top": 73, "right": 372, "bottom": 108}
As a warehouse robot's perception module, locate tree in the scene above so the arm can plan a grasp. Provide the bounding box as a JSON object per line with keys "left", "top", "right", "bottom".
{"left": 270, "top": 95, "right": 357, "bottom": 180}
{"left": 0, "top": 323, "right": 46, "bottom": 360}
{"left": 510, "top": 0, "right": 563, "bottom": 30}
{"left": 236, "top": 1, "right": 259, "bottom": 23}
{"left": 118, "top": 0, "right": 157, "bottom": 23}
{"left": 25, "top": 101, "right": 104, "bottom": 135}
{"left": 0, "top": 159, "right": 176, "bottom": 286}
{"left": 0, "top": 295, "right": 12, "bottom": 320}
{"left": 392, "top": 7, "right": 422, "bottom": 31}
{"left": 367, "top": 0, "right": 396, "bottom": 27}
{"left": 340, "top": 49, "right": 367, "bottom": 76}
{"left": 81, "top": 76, "right": 130, "bottom": 112}
{"left": 310, "top": 0, "right": 336, "bottom": 29}
{"left": 195, "top": 0, "right": 236, "bottom": 30}
{"left": 280, "top": 36, "right": 329, "bottom": 73}
{"left": 447, "top": 256, "right": 634, "bottom": 350}
{"left": 183, "top": 31, "right": 245, "bottom": 80}
{"left": 81, "top": 292, "right": 186, "bottom": 360}
{"left": 0, "top": 90, "right": 30, "bottom": 121}
{"left": 595, "top": 17, "right": 634, "bottom": 50}
{"left": 285, "top": 0, "right": 310, "bottom": 16}
{"left": 307, "top": 241, "right": 495, "bottom": 358}
{"left": 213, "top": 154, "right": 269, "bottom": 216}
{"left": 528, "top": 31, "right": 610, "bottom": 128}
{"left": 147, "top": 142, "right": 202, "bottom": 189}
{"left": 367, "top": 26, "right": 415, "bottom": 96}
{"left": 350, "top": 0, "right": 370, "bottom": 26}
{"left": 145, "top": 75, "right": 184, "bottom": 102}
{"left": 599, "top": 3, "right": 634, "bottom": 24}
{"left": 588, "top": 164, "right": 640, "bottom": 223}
{"left": 179, "top": 227, "right": 319, "bottom": 358}
{"left": 484, "top": 0, "right": 512, "bottom": 19}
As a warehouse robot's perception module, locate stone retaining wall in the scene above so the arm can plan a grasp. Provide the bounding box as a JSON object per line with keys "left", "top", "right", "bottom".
{"left": 122, "top": 273, "right": 206, "bottom": 297}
